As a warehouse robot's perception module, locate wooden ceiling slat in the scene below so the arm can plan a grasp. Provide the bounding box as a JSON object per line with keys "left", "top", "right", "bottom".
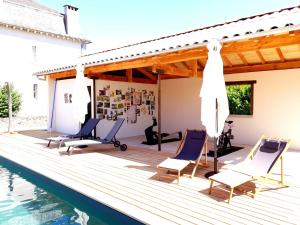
{"left": 136, "top": 68, "right": 157, "bottom": 81}
{"left": 182, "top": 61, "right": 191, "bottom": 70}
{"left": 222, "top": 55, "right": 232, "bottom": 67}
{"left": 275, "top": 47, "right": 285, "bottom": 62}
{"left": 237, "top": 53, "right": 249, "bottom": 65}
{"left": 256, "top": 50, "right": 266, "bottom": 64}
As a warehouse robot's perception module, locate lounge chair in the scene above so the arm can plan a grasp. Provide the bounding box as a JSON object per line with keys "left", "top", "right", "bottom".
{"left": 47, "top": 118, "right": 101, "bottom": 148}
{"left": 64, "top": 118, "right": 127, "bottom": 154}
{"left": 208, "top": 136, "right": 291, "bottom": 203}
{"left": 157, "top": 130, "right": 208, "bottom": 184}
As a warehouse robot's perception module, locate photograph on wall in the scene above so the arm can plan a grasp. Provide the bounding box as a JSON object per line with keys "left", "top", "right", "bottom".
{"left": 111, "top": 104, "right": 117, "bottom": 109}
{"left": 133, "top": 92, "right": 141, "bottom": 105}
{"left": 96, "top": 85, "right": 156, "bottom": 124}
{"left": 64, "top": 93, "right": 68, "bottom": 103}
{"left": 116, "top": 89, "right": 122, "bottom": 95}
{"left": 99, "top": 90, "right": 106, "bottom": 95}
{"left": 127, "top": 105, "right": 137, "bottom": 124}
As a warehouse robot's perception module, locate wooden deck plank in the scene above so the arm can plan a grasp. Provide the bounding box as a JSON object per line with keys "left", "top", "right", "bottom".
{"left": 0, "top": 132, "right": 299, "bottom": 224}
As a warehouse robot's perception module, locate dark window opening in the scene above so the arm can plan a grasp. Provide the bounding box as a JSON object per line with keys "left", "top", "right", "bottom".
{"left": 33, "top": 84, "right": 38, "bottom": 99}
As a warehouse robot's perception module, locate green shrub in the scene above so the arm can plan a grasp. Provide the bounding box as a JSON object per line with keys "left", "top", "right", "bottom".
{"left": 226, "top": 84, "right": 251, "bottom": 115}
{"left": 0, "top": 84, "right": 22, "bottom": 118}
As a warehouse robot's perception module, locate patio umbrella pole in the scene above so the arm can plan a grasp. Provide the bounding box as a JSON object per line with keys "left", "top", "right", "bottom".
{"left": 205, "top": 98, "right": 219, "bottom": 178}
{"left": 157, "top": 72, "right": 162, "bottom": 151}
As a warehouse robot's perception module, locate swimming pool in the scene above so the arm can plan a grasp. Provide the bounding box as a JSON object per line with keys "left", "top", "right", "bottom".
{"left": 0, "top": 156, "right": 143, "bottom": 225}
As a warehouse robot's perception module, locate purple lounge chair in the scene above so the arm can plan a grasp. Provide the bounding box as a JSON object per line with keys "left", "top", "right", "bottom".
{"left": 47, "top": 118, "right": 101, "bottom": 148}
{"left": 157, "top": 130, "right": 208, "bottom": 184}
{"left": 209, "top": 136, "right": 291, "bottom": 203}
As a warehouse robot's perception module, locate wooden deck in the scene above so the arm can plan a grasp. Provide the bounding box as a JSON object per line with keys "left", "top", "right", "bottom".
{"left": 0, "top": 131, "right": 300, "bottom": 225}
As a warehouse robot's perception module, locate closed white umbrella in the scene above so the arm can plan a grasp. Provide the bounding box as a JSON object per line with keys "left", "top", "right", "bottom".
{"left": 200, "top": 39, "right": 229, "bottom": 177}
{"left": 73, "top": 63, "right": 90, "bottom": 124}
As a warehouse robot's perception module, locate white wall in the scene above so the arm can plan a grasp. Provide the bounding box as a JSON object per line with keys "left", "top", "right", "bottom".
{"left": 161, "top": 77, "right": 204, "bottom": 132}
{"left": 161, "top": 69, "right": 300, "bottom": 150}
{"left": 95, "top": 80, "right": 157, "bottom": 139}
{"left": 0, "top": 27, "right": 82, "bottom": 116}
{"left": 50, "top": 78, "right": 93, "bottom": 134}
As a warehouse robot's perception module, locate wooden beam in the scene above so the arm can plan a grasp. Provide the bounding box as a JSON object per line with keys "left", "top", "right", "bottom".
{"left": 160, "top": 74, "right": 184, "bottom": 79}
{"left": 256, "top": 50, "right": 266, "bottom": 64}
{"left": 192, "top": 60, "right": 198, "bottom": 77}
{"left": 197, "top": 60, "right": 203, "bottom": 70}
{"left": 126, "top": 69, "right": 133, "bottom": 82}
{"left": 152, "top": 64, "right": 194, "bottom": 77}
{"left": 136, "top": 68, "right": 157, "bottom": 80}
{"left": 275, "top": 47, "right": 285, "bottom": 62}
{"left": 222, "top": 55, "right": 232, "bottom": 67}
{"left": 91, "top": 74, "right": 155, "bottom": 84}
{"left": 224, "top": 60, "right": 300, "bottom": 74}
{"left": 49, "top": 69, "right": 76, "bottom": 79}
{"left": 85, "top": 48, "right": 208, "bottom": 74}
{"left": 237, "top": 53, "right": 249, "bottom": 65}
{"left": 182, "top": 61, "right": 191, "bottom": 70}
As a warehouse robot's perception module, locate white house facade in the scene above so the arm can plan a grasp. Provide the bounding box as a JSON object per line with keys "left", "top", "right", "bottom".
{"left": 0, "top": 0, "right": 90, "bottom": 116}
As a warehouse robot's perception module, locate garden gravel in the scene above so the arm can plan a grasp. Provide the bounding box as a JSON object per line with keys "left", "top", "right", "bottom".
{"left": 0, "top": 116, "right": 47, "bottom": 133}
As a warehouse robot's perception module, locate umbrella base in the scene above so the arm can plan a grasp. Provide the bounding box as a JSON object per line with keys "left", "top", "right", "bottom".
{"left": 204, "top": 171, "right": 218, "bottom": 179}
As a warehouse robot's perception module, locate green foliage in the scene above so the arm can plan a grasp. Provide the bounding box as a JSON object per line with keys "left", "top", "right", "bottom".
{"left": 226, "top": 84, "right": 251, "bottom": 115}
{"left": 0, "top": 84, "right": 22, "bottom": 118}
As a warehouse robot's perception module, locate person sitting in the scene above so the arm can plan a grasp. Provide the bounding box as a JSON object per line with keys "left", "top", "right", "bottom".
{"left": 143, "top": 117, "right": 182, "bottom": 145}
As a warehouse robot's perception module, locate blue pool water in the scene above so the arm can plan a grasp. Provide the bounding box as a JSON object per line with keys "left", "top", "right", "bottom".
{"left": 0, "top": 156, "right": 143, "bottom": 225}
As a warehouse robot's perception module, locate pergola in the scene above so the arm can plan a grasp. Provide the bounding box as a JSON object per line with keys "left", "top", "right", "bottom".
{"left": 35, "top": 6, "right": 300, "bottom": 150}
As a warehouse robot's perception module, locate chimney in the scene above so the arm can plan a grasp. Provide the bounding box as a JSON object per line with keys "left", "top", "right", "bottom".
{"left": 64, "top": 5, "right": 80, "bottom": 36}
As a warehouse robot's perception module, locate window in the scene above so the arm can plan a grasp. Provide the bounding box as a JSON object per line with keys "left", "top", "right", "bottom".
{"left": 33, "top": 84, "right": 38, "bottom": 99}
{"left": 225, "top": 80, "right": 256, "bottom": 115}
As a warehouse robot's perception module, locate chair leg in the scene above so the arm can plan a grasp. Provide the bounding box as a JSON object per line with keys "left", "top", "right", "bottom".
{"left": 209, "top": 180, "right": 214, "bottom": 194}
{"left": 47, "top": 140, "right": 51, "bottom": 147}
{"left": 228, "top": 187, "right": 234, "bottom": 203}
{"left": 205, "top": 141, "right": 208, "bottom": 166}
{"left": 280, "top": 156, "right": 286, "bottom": 186}
{"left": 191, "top": 161, "right": 199, "bottom": 178}
{"left": 177, "top": 170, "right": 180, "bottom": 184}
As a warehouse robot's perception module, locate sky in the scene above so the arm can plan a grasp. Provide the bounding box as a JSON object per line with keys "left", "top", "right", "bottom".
{"left": 38, "top": 0, "right": 300, "bottom": 52}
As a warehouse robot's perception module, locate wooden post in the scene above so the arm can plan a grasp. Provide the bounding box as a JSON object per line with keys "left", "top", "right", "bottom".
{"left": 93, "top": 78, "right": 97, "bottom": 138}
{"left": 7, "top": 82, "right": 12, "bottom": 133}
{"left": 157, "top": 72, "right": 162, "bottom": 151}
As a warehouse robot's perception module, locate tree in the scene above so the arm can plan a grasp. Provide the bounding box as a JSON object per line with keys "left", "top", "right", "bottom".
{"left": 226, "top": 84, "right": 251, "bottom": 115}
{"left": 0, "top": 84, "right": 22, "bottom": 118}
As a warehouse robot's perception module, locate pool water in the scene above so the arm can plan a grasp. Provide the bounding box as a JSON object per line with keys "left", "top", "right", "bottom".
{"left": 0, "top": 157, "right": 142, "bottom": 225}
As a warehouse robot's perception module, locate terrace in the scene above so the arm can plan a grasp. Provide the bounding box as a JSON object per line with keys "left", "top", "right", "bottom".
{"left": 0, "top": 130, "right": 299, "bottom": 224}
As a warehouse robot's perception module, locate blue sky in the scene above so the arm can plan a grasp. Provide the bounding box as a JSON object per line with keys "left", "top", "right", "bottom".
{"left": 38, "top": 0, "right": 299, "bottom": 51}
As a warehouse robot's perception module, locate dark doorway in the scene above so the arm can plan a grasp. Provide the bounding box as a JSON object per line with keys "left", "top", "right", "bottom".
{"left": 83, "top": 86, "right": 92, "bottom": 126}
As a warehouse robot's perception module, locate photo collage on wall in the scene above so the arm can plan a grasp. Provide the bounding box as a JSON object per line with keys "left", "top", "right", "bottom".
{"left": 96, "top": 85, "right": 155, "bottom": 124}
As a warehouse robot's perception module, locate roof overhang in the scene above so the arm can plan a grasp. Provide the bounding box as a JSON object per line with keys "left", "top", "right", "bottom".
{"left": 34, "top": 6, "right": 300, "bottom": 83}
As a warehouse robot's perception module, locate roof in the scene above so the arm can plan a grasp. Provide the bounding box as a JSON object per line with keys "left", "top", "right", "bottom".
{"left": 0, "top": 0, "right": 89, "bottom": 43}
{"left": 35, "top": 5, "right": 300, "bottom": 76}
